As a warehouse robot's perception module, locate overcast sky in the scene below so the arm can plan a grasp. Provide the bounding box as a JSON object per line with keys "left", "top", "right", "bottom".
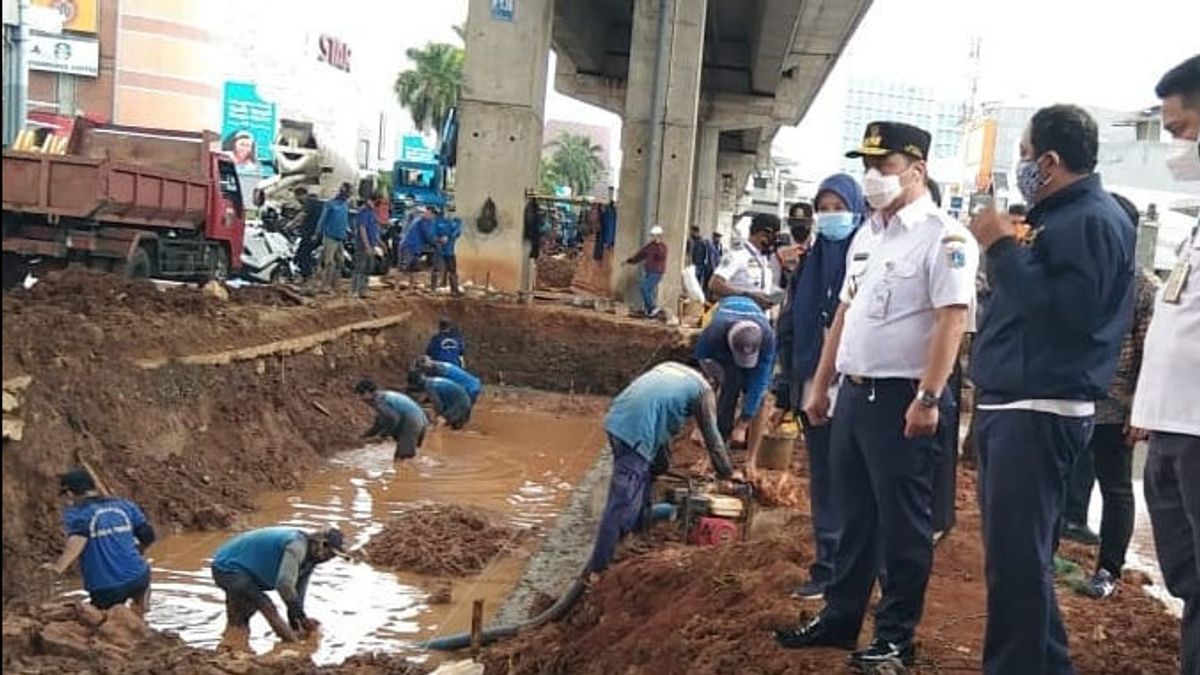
{"left": 391, "top": 0, "right": 1199, "bottom": 180}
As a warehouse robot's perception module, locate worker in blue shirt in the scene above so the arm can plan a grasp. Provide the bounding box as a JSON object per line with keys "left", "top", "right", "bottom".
{"left": 426, "top": 317, "right": 466, "bottom": 367}
{"left": 434, "top": 208, "right": 463, "bottom": 296}
{"left": 400, "top": 206, "right": 440, "bottom": 287}
{"left": 351, "top": 200, "right": 382, "bottom": 299}
{"left": 44, "top": 468, "right": 156, "bottom": 615}
{"left": 968, "top": 105, "right": 1134, "bottom": 675}
{"left": 411, "top": 370, "right": 473, "bottom": 429}
{"left": 356, "top": 378, "right": 429, "bottom": 460}
{"left": 315, "top": 182, "right": 352, "bottom": 293}
{"left": 695, "top": 295, "right": 777, "bottom": 451}
{"left": 590, "top": 361, "right": 738, "bottom": 574}
{"left": 419, "top": 355, "right": 482, "bottom": 403}
{"left": 210, "top": 526, "right": 347, "bottom": 649}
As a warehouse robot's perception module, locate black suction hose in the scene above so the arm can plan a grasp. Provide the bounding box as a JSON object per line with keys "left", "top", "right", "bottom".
{"left": 420, "top": 544, "right": 594, "bottom": 650}
{"left": 420, "top": 472, "right": 718, "bottom": 651}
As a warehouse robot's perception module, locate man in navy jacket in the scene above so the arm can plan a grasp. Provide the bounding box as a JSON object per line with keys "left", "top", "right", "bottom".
{"left": 968, "top": 104, "right": 1134, "bottom": 675}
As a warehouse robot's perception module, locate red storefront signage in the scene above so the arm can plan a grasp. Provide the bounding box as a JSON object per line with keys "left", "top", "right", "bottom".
{"left": 318, "top": 35, "right": 351, "bottom": 73}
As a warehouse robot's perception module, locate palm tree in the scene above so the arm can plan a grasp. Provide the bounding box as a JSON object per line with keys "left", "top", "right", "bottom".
{"left": 394, "top": 42, "right": 463, "bottom": 145}
{"left": 544, "top": 133, "right": 606, "bottom": 196}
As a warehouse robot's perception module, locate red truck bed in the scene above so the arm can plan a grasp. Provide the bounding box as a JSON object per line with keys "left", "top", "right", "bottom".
{"left": 2, "top": 151, "right": 210, "bottom": 228}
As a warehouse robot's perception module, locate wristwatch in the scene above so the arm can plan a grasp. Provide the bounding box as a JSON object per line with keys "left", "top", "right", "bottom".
{"left": 916, "top": 388, "right": 940, "bottom": 409}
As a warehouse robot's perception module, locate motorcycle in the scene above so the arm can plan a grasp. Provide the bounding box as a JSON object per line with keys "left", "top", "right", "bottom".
{"left": 240, "top": 220, "right": 298, "bottom": 284}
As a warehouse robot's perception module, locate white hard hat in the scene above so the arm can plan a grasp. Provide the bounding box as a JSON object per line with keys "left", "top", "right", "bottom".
{"left": 649, "top": 225, "right": 664, "bottom": 236}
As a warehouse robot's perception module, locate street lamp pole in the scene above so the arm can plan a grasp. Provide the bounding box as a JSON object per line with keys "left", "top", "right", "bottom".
{"left": 3, "top": 0, "right": 30, "bottom": 147}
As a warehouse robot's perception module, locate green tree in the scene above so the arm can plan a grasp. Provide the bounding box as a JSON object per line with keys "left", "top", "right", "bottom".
{"left": 543, "top": 132, "right": 605, "bottom": 196}
{"left": 538, "top": 160, "right": 559, "bottom": 194}
{"left": 394, "top": 42, "right": 463, "bottom": 144}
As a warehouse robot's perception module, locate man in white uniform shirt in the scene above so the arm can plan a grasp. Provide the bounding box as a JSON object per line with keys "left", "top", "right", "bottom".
{"left": 1133, "top": 54, "right": 1200, "bottom": 675}
{"left": 709, "top": 212, "right": 783, "bottom": 309}
{"left": 776, "top": 121, "right": 978, "bottom": 670}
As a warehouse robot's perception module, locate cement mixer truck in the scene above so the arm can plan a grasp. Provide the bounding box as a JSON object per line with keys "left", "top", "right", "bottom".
{"left": 251, "top": 118, "right": 381, "bottom": 215}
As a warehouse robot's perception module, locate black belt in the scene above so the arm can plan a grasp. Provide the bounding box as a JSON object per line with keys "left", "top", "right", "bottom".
{"left": 844, "top": 376, "right": 919, "bottom": 388}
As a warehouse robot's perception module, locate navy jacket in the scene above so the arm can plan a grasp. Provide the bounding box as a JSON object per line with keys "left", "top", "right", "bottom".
{"left": 971, "top": 174, "right": 1134, "bottom": 401}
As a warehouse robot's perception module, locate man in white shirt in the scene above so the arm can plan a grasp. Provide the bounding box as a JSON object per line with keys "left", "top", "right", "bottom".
{"left": 775, "top": 122, "right": 978, "bottom": 670}
{"left": 709, "top": 213, "right": 783, "bottom": 309}
{"left": 1133, "top": 54, "right": 1200, "bottom": 675}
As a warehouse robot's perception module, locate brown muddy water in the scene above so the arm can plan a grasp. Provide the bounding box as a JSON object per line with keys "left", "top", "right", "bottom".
{"left": 60, "top": 395, "right": 604, "bottom": 665}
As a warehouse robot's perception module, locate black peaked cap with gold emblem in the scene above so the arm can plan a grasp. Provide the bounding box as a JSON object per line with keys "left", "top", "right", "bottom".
{"left": 845, "top": 121, "right": 932, "bottom": 161}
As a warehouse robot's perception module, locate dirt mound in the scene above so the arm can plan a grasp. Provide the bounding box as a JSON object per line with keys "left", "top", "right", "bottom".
{"left": 319, "top": 653, "right": 431, "bottom": 675}
{"left": 2, "top": 601, "right": 431, "bottom": 675}
{"left": 482, "top": 537, "right": 816, "bottom": 675}
{"left": 19, "top": 268, "right": 221, "bottom": 316}
{"left": 535, "top": 256, "right": 577, "bottom": 290}
{"left": 365, "top": 504, "right": 524, "bottom": 577}
{"left": 481, "top": 429, "right": 1177, "bottom": 674}
{"left": 2, "top": 601, "right": 302, "bottom": 675}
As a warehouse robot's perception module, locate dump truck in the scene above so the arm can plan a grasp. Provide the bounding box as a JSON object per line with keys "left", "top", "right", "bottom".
{"left": 2, "top": 117, "right": 246, "bottom": 286}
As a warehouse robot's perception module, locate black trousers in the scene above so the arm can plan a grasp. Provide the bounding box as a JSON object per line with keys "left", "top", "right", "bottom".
{"left": 932, "top": 363, "right": 962, "bottom": 533}
{"left": 1144, "top": 432, "right": 1200, "bottom": 675}
{"left": 1092, "top": 424, "right": 1136, "bottom": 575}
{"left": 1065, "top": 433, "right": 1096, "bottom": 526}
{"left": 715, "top": 362, "right": 747, "bottom": 440}
{"left": 295, "top": 236, "right": 320, "bottom": 279}
{"left": 801, "top": 412, "right": 836, "bottom": 588}
{"left": 976, "top": 408, "right": 1091, "bottom": 675}
{"left": 821, "top": 378, "right": 938, "bottom": 644}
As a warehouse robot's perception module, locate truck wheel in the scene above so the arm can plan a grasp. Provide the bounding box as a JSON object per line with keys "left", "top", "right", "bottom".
{"left": 2, "top": 253, "right": 29, "bottom": 290}
{"left": 121, "top": 248, "right": 153, "bottom": 279}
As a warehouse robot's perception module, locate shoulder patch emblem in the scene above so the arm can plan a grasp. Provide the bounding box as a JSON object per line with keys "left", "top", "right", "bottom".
{"left": 945, "top": 247, "right": 967, "bottom": 269}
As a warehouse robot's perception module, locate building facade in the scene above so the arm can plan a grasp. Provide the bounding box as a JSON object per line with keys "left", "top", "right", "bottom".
{"left": 4, "top": 0, "right": 404, "bottom": 193}
{"left": 839, "top": 76, "right": 964, "bottom": 179}
{"left": 542, "top": 119, "right": 614, "bottom": 199}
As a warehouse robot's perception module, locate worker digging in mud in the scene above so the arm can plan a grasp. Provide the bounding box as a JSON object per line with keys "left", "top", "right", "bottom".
{"left": 356, "top": 378, "right": 429, "bottom": 460}
{"left": 695, "top": 294, "right": 776, "bottom": 457}
{"left": 589, "top": 361, "right": 741, "bottom": 574}
{"left": 409, "top": 368, "right": 474, "bottom": 430}
{"left": 44, "top": 468, "right": 156, "bottom": 616}
{"left": 426, "top": 317, "right": 467, "bottom": 367}
{"left": 417, "top": 355, "right": 482, "bottom": 404}
{"left": 210, "top": 526, "right": 348, "bottom": 650}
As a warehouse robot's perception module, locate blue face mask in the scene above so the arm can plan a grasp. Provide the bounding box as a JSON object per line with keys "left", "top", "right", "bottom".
{"left": 815, "top": 211, "right": 857, "bottom": 241}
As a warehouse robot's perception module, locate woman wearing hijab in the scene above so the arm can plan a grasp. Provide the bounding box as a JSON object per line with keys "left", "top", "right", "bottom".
{"left": 782, "top": 173, "right": 866, "bottom": 600}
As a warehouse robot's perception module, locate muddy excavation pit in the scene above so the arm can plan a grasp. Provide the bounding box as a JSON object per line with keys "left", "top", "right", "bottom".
{"left": 1, "top": 271, "right": 1184, "bottom": 674}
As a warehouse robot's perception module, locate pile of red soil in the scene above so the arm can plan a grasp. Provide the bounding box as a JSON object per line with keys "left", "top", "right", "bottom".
{"left": 365, "top": 504, "right": 524, "bottom": 577}
{"left": 535, "top": 256, "right": 578, "bottom": 291}
{"left": 1, "top": 601, "right": 430, "bottom": 675}
{"left": 481, "top": 444, "right": 1181, "bottom": 674}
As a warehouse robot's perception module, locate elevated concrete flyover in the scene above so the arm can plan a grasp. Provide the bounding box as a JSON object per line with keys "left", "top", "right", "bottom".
{"left": 454, "top": 0, "right": 871, "bottom": 305}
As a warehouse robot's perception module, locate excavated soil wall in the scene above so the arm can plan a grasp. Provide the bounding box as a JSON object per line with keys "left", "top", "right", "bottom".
{"left": 2, "top": 271, "right": 689, "bottom": 609}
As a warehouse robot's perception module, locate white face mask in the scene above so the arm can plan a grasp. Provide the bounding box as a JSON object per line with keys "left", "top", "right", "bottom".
{"left": 863, "top": 168, "right": 904, "bottom": 210}
{"left": 1165, "top": 137, "right": 1200, "bottom": 182}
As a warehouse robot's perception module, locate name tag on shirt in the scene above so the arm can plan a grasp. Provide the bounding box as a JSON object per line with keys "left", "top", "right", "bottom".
{"left": 868, "top": 287, "right": 890, "bottom": 318}
{"left": 1163, "top": 258, "right": 1190, "bottom": 305}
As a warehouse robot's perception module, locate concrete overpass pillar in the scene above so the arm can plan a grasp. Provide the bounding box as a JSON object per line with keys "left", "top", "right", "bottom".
{"left": 692, "top": 125, "right": 721, "bottom": 237}
{"left": 454, "top": 0, "right": 554, "bottom": 293}
{"left": 611, "top": 0, "right": 708, "bottom": 312}
{"left": 716, "top": 151, "right": 757, "bottom": 235}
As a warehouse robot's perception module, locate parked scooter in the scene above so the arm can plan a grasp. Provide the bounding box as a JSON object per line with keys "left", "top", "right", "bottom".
{"left": 240, "top": 222, "right": 298, "bottom": 284}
